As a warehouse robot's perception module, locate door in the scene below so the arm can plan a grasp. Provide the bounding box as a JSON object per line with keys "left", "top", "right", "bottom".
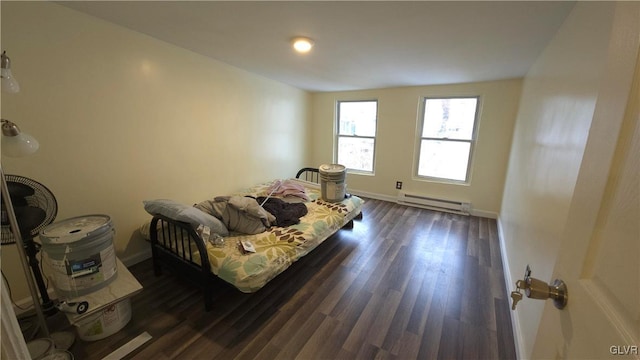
{"left": 532, "top": 5, "right": 639, "bottom": 359}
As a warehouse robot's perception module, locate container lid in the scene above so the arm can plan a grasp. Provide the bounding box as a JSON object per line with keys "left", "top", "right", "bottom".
{"left": 26, "top": 338, "right": 54, "bottom": 360}
{"left": 41, "top": 349, "right": 74, "bottom": 360}
{"left": 50, "top": 331, "right": 75, "bottom": 350}
{"left": 40, "top": 215, "right": 111, "bottom": 244}
{"left": 319, "top": 164, "right": 346, "bottom": 174}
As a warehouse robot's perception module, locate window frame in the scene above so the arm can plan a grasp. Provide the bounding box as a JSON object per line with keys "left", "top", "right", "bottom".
{"left": 415, "top": 96, "right": 481, "bottom": 184}
{"left": 335, "top": 99, "right": 378, "bottom": 174}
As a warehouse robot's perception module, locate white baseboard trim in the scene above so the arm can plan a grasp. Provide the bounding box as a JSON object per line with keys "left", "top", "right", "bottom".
{"left": 119, "top": 248, "right": 152, "bottom": 267}
{"left": 349, "top": 188, "right": 498, "bottom": 219}
{"left": 348, "top": 189, "right": 397, "bottom": 203}
{"left": 103, "top": 331, "right": 153, "bottom": 360}
{"left": 497, "top": 215, "right": 525, "bottom": 360}
{"left": 12, "top": 288, "right": 58, "bottom": 317}
{"left": 470, "top": 209, "right": 498, "bottom": 219}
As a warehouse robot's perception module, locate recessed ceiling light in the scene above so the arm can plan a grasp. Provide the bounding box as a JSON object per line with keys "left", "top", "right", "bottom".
{"left": 292, "top": 37, "right": 314, "bottom": 53}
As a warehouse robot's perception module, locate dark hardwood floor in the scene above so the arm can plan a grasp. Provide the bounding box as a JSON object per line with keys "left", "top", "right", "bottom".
{"left": 61, "top": 198, "right": 517, "bottom": 359}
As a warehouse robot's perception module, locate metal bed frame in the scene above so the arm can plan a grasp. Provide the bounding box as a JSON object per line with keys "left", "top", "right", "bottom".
{"left": 149, "top": 168, "right": 359, "bottom": 311}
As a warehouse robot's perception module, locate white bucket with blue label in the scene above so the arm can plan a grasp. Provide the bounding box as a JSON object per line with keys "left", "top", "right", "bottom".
{"left": 40, "top": 215, "right": 117, "bottom": 298}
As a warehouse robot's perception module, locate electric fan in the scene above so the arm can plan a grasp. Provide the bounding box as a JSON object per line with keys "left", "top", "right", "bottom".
{"left": 1, "top": 175, "right": 58, "bottom": 316}
{"left": 1, "top": 175, "right": 79, "bottom": 349}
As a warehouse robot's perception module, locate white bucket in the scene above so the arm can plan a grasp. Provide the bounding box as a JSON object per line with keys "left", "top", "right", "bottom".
{"left": 40, "top": 215, "right": 117, "bottom": 298}
{"left": 319, "top": 164, "right": 347, "bottom": 202}
{"left": 75, "top": 298, "right": 132, "bottom": 341}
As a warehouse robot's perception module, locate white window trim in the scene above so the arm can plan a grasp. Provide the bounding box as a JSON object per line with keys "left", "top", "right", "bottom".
{"left": 335, "top": 99, "right": 378, "bottom": 174}
{"left": 414, "top": 96, "right": 481, "bottom": 184}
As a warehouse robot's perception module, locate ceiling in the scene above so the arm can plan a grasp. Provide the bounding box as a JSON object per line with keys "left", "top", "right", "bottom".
{"left": 58, "top": 1, "right": 575, "bottom": 92}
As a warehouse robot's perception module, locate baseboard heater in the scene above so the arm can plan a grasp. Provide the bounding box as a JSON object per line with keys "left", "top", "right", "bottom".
{"left": 396, "top": 191, "right": 471, "bottom": 215}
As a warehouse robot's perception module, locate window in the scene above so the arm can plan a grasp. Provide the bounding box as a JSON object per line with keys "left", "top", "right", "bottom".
{"left": 336, "top": 100, "right": 377, "bottom": 172}
{"left": 417, "top": 97, "right": 479, "bottom": 182}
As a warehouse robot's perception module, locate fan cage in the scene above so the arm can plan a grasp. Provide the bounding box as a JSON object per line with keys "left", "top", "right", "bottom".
{"left": 1, "top": 175, "right": 58, "bottom": 245}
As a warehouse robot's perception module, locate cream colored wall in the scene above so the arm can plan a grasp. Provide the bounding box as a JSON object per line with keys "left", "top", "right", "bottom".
{"left": 1, "top": 2, "right": 310, "bottom": 301}
{"left": 499, "top": 2, "right": 622, "bottom": 358}
{"left": 310, "top": 79, "right": 521, "bottom": 216}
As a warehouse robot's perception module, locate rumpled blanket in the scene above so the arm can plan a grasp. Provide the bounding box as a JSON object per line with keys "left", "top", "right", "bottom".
{"left": 267, "top": 179, "right": 310, "bottom": 202}
{"left": 195, "top": 196, "right": 275, "bottom": 234}
{"left": 256, "top": 197, "right": 308, "bottom": 227}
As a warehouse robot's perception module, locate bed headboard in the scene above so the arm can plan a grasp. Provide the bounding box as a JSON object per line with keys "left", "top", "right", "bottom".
{"left": 295, "top": 167, "right": 320, "bottom": 184}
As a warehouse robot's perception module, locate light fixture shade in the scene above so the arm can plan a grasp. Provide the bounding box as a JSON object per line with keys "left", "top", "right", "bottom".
{"left": 1, "top": 68, "right": 20, "bottom": 93}
{"left": 2, "top": 132, "right": 39, "bottom": 157}
{"left": 292, "top": 37, "right": 314, "bottom": 53}
{"left": 1, "top": 120, "right": 39, "bottom": 157}
{"left": 1, "top": 51, "right": 20, "bottom": 93}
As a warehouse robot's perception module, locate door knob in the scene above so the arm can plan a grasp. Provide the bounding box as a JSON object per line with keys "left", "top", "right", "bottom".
{"left": 510, "top": 265, "right": 568, "bottom": 310}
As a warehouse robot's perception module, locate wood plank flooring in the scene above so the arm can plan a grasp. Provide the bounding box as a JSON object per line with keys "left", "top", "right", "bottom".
{"left": 60, "top": 198, "right": 517, "bottom": 359}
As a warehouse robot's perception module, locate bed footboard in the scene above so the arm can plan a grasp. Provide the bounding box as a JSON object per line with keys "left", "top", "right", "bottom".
{"left": 150, "top": 214, "right": 216, "bottom": 310}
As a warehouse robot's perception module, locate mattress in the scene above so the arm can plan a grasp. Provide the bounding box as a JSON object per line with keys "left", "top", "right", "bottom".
{"left": 145, "top": 179, "right": 364, "bottom": 293}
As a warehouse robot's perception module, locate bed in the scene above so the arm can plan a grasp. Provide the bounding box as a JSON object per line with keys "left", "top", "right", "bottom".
{"left": 145, "top": 168, "right": 364, "bottom": 311}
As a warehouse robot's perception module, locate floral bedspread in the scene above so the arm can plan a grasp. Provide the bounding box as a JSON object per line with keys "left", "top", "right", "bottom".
{"left": 204, "top": 179, "right": 363, "bottom": 292}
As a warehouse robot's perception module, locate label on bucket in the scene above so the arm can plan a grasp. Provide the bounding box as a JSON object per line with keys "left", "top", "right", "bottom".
{"left": 324, "top": 181, "right": 346, "bottom": 201}
{"left": 76, "top": 298, "right": 132, "bottom": 342}
{"left": 67, "top": 254, "right": 102, "bottom": 278}
{"left": 326, "top": 182, "right": 336, "bottom": 198}
{"left": 46, "top": 245, "right": 116, "bottom": 293}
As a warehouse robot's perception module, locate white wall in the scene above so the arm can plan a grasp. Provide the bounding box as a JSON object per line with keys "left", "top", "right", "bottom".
{"left": 499, "top": 2, "right": 624, "bottom": 358}
{"left": 1, "top": 2, "right": 310, "bottom": 301}
{"left": 311, "top": 79, "right": 521, "bottom": 216}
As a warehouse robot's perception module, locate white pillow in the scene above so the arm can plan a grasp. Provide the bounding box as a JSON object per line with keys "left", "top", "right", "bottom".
{"left": 143, "top": 199, "right": 229, "bottom": 236}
